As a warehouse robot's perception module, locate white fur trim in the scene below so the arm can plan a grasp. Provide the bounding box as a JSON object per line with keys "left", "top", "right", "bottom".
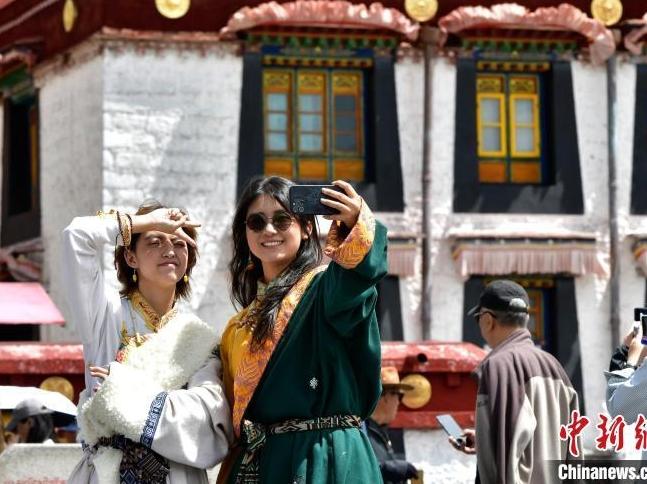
{"left": 88, "top": 363, "right": 163, "bottom": 443}
{"left": 93, "top": 447, "right": 122, "bottom": 484}
{"left": 78, "top": 313, "right": 217, "bottom": 445}
{"left": 125, "top": 313, "right": 217, "bottom": 390}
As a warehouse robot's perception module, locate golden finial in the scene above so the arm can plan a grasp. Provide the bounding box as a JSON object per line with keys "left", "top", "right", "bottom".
{"left": 155, "top": 0, "right": 190, "bottom": 20}
{"left": 591, "top": 0, "right": 623, "bottom": 27}
{"left": 404, "top": 0, "right": 438, "bottom": 23}
{"left": 62, "top": 0, "right": 77, "bottom": 33}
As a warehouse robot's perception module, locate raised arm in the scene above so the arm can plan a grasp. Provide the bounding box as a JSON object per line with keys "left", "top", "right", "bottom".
{"left": 318, "top": 181, "right": 388, "bottom": 336}
{"left": 61, "top": 213, "right": 123, "bottom": 344}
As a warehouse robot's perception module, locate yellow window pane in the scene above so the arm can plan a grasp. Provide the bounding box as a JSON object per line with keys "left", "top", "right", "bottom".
{"left": 510, "top": 162, "right": 541, "bottom": 183}
{"left": 264, "top": 158, "right": 293, "bottom": 179}
{"left": 514, "top": 127, "right": 535, "bottom": 153}
{"left": 513, "top": 98, "right": 534, "bottom": 124}
{"left": 482, "top": 127, "right": 502, "bottom": 152}
{"left": 477, "top": 94, "right": 506, "bottom": 157}
{"left": 479, "top": 162, "right": 507, "bottom": 183}
{"left": 299, "top": 159, "right": 328, "bottom": 180}
{"left": 333, "top": 159, "right": 364, "bottom": 182}
{"left": 510, "top": 95, "right": 540, "bottom": 157}
{"left": 480, "top": 98, "right": 501, "bottom": 123}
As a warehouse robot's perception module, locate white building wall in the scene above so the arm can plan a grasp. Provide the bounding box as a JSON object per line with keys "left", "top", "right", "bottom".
{"left": 101, "top": 40, "right": 243, "bottom": 333}
{"left": 35, "top": 47, "right": 104, "bottom": 342}
{"left": 394, "top": 52, "right": 424, "bottom": 341}
{"left": 570, "top": 61, "right": 612, "bottom": 421}
{"left": 396, "top": 53, "right": 476, "bottom": 481}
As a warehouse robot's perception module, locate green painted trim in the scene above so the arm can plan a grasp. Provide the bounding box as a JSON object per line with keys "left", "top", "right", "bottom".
{"left": 0, "top": 67, "right": 31, "bottom": 93}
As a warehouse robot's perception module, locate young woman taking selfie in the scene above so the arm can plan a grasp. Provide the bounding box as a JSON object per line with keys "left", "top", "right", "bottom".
{"left": 62, "top": 202, "right": 231, "bottom": 483}
{"left": 218, "top": 176, "right": 388, "bottom": 483}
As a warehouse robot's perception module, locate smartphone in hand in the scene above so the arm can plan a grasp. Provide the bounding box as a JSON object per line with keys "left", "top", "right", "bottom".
{"left": 436, "top": 414, "right": 466, "bottom": 447}
{"left": 289, "top": 185, "right": 345, "bottom": 216}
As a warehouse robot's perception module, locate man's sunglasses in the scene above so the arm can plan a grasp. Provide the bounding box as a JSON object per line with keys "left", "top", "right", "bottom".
{"left": 245, "top": 211, "right": 294, "bottom": 233}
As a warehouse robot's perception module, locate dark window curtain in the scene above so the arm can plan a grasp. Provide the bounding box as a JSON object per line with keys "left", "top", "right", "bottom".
{"left": 453, "top": 59, "right": 479, "bottom": 213}
{"left": 366, "top": 55, "right": 404, "bottom": 212}
{"left": 462, "top": 276, "right": 485, "bottom": 347}
{"left": 553, "top": 277, "right": 584, "bottom": 411}
{"left": 453, "top": 59, "right": 584, "bottom": 214}
{"left": 377, "top": 275, "right": 404, "bottom": 341}
{"left": 236, "top": 51, "right": 265, "bottom": 197}
{"left": 631, "top": 64, "right": 647, "bottom": 214}
{"left": 1, "top": 92, "right": 40, "bottom": 246}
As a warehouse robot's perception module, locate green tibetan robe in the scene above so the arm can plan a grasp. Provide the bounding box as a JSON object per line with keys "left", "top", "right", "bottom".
{"left": 219, "top": 204, "right": 387, "bottom": 483}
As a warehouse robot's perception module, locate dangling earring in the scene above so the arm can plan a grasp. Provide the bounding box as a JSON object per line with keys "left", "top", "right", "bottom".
{"left": 183, "top": 274, "right": 189, "bottom": 283}
{"left": 132, "top": 270, "right": 137, "bottom": 283}
{"left": 246, "top": 257, "right": 254, "bottom": 272}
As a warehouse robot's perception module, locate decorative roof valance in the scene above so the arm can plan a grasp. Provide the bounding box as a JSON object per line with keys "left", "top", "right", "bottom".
{"left": 387, "top": 242, "right": 417, "bottom": 277}
{"left": 438, "top": 3, "right": 615, "bottom": 64}
{"left": 452, "top": 237, "right": 609, "bottom": 279}
{"left": 220, "top": 0, "right": 420, "bottom": 41}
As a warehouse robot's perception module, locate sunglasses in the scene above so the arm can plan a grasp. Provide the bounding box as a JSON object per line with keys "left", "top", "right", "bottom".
{"left": 245, "top": 211, "right": 294, "bottom": 233}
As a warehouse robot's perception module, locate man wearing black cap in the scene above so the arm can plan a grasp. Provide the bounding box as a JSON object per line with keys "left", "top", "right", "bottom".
{"left": 450, "top": 280, "right": 580, "bottom": 484}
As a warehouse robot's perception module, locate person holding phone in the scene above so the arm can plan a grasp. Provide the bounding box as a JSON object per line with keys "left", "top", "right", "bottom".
{"left": 217, "top": 176, "right": 387, "bottom": 483}
{"left": 62, "top": 201, "right": 232, "bottom": 483}
{"left": 608, "top": 325, "right": 647, "bottom": 372}
{"left": 606, "top": 321, "right": 647, "bottom": 458}
{"left": 451, "top": 280, "right": 579, "bottom": 484}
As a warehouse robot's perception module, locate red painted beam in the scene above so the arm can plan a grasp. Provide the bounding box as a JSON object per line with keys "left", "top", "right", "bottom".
{"left": 0, "top": 342, "right": 83, "bottom": 373}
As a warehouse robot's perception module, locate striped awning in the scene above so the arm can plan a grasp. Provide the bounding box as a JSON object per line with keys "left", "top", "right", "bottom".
{"left": 452, "top": 237, "right": 609, "bottom": 279}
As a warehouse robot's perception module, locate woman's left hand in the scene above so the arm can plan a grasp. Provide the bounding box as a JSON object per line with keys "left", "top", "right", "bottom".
{"left": 321, "top": 180, "right": 362, "bottom": 229}
{"left": 89, "top": 365, "right": 110, "bottom": 381}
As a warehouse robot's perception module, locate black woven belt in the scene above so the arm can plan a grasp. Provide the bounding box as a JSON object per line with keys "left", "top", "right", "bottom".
{"left": 236, "top": 414, "right": 362, "bottom": 484}
{"left": 97, "top": 435, "right": 169, "bottom": 483}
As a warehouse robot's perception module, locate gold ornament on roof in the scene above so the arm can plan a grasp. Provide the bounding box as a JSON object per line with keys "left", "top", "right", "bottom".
{"left": 590, "top": 0, "right": 622, "bottom": 27}
{"left": 40, "top": 376, "right": 75, "bottom": 402}
{"left": 62, "top": 0, "right": 77, "bottom": 33}
{"left": 155, "top": 0, "right": 190, "bottom": 19}
{"left": 400, "top": 373, "right": 432, "bottom": 409}
{"left": 405, "top": 0, "right": 438, "bottom": 23}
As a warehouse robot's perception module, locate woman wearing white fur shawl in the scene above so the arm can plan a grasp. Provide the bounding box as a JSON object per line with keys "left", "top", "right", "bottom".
{"left": 62, "top": 202, "right": 233, "bottom": 483}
